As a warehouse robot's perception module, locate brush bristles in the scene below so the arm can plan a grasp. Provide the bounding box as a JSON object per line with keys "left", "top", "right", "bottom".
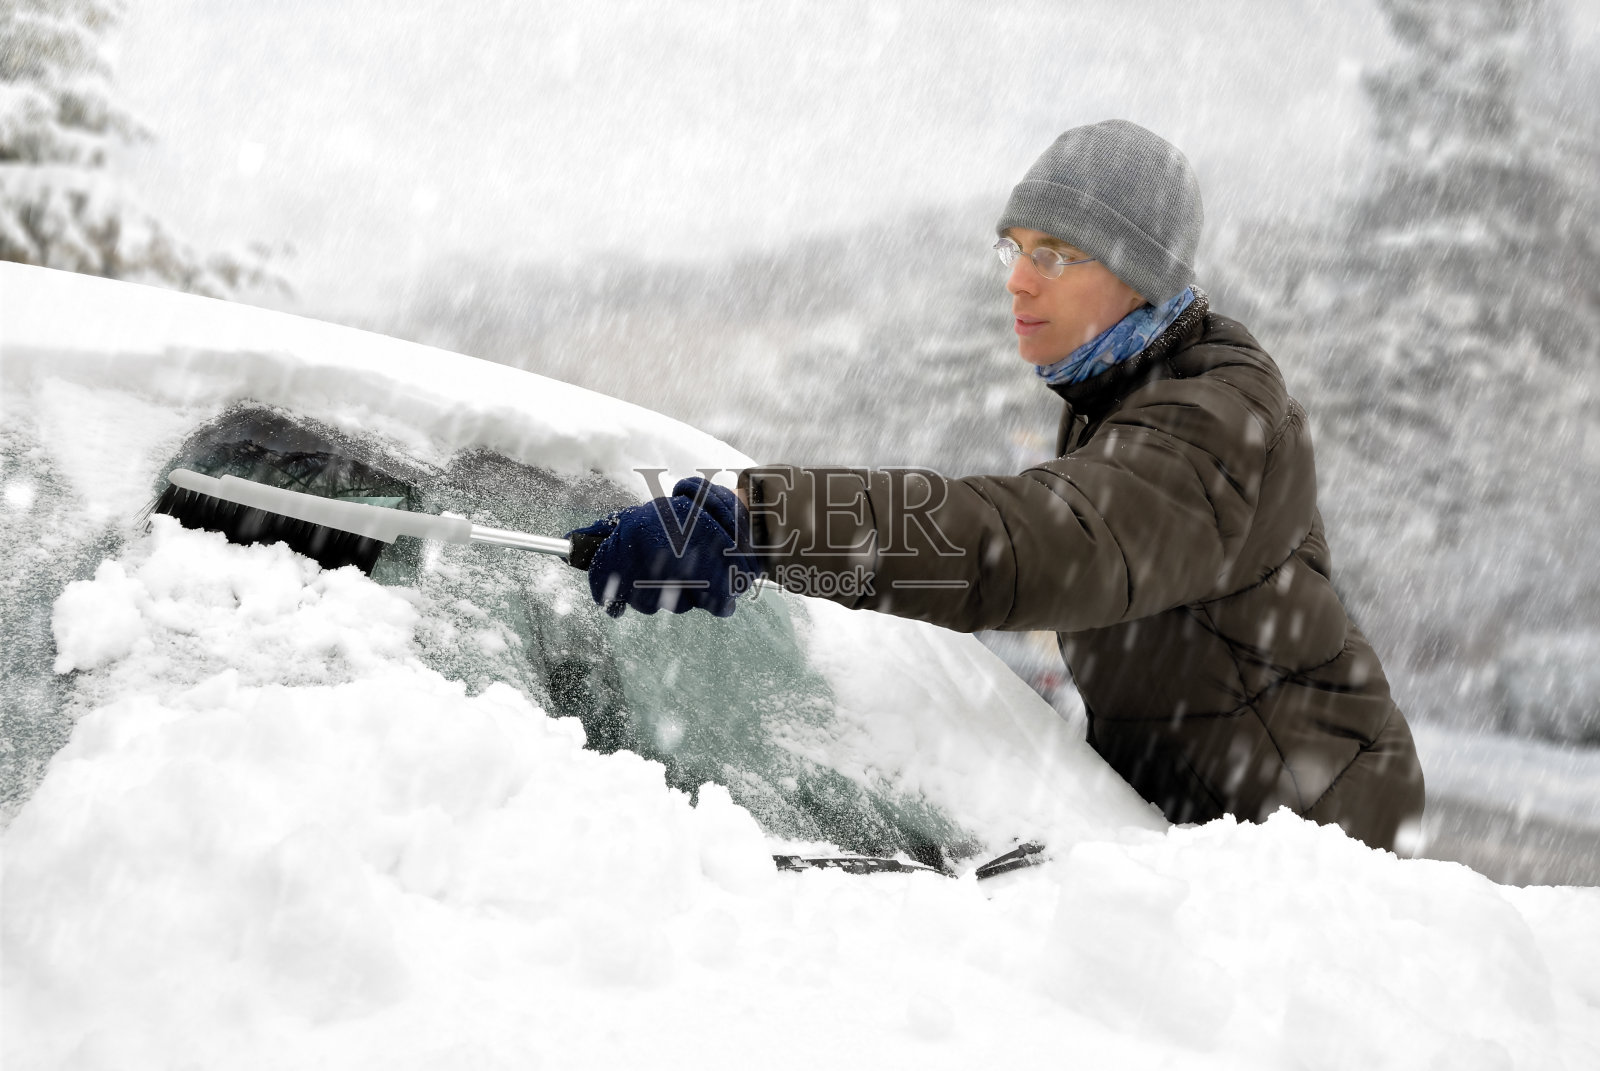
{"left": 153, "top": 483, "right": 389, "bottom": 575}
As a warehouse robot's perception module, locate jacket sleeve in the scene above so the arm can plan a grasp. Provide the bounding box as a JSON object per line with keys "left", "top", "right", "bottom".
{"left": 738, "top": 375, "right": 1272, "bottom": 634}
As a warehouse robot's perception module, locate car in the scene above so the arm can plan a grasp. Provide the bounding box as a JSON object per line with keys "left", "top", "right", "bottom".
{"left": 0, "top": 263, "right": 1149, "bottom": 863}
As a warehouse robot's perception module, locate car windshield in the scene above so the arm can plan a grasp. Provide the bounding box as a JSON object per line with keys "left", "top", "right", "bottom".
{"left": 6, "top": 404, "right": 974, "bottom": 865}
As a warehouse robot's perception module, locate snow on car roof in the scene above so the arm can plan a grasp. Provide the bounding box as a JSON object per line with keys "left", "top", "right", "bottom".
{"left": 1, "top": 261, "right": 749, "bottom": 486}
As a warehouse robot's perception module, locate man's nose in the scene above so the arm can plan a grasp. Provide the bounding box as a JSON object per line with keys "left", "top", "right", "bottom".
{"left": 1006, "top": 256, "right": 1038, "bottom": 296}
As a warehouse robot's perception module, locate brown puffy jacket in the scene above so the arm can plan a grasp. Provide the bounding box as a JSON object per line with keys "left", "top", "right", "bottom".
{"left": 738, "top": 291, "right": 1425, "bottom": 852}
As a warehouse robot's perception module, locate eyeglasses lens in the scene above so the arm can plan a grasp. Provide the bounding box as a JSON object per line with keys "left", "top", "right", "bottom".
{"left": 993, "top": 238, "right": 1067, "bottom": 279}
{"left": 1032, "top": 247, "right": 1065, "bottom": 279}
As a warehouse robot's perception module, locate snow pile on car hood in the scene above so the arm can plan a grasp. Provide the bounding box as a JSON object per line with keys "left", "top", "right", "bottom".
{"left": 10, "top": 513, "right": 1600, "bottom": 1070}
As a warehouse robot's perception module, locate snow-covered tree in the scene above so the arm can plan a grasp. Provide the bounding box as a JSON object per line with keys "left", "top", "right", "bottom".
{"left": 0, "top": 0, "right": 283, "bottom": 296}
{"left": 1352, "top": 0, "right": 1596, "bottom": 356}
{"left": 1209, "top": 0, "right": 1600, "bottom": 735}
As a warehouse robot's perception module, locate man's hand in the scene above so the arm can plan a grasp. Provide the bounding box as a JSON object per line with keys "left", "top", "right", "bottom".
{"left": 565, "top": 478, "right": 763, "bottom": 619}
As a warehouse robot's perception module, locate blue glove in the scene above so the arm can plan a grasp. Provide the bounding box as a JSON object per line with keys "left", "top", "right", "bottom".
{"left": 565, "top": 478, "right": 763, "bottom": 618}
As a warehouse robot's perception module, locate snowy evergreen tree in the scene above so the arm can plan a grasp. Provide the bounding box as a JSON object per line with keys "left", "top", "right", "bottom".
{"left": 1352, "top": 0, "right": 1596, "bottom": 356}
{"left": 1209, "top": 0, "right": 1600, "bottom": 736}
{"left": 0, "top": 0, "right": 283, "bottom": 296}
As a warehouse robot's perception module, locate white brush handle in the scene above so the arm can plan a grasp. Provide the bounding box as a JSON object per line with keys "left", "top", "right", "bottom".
{"left": 164, "top": 468, "right": 573, "bottom": 556}
{"left": 164, "top": 470, "right": 773, "bottom": 594}
{"left": 466, "top": 524, "right": 573, "bottom": 555}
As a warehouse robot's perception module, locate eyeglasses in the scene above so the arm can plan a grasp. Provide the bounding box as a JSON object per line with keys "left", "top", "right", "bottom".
{"left": 993, "top": 237, "right": 1097, "bottom": 279}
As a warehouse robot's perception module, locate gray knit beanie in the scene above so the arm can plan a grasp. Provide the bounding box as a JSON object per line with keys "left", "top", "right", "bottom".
{"left": 996, "top": 119, "right": 1203, "bottom": 304}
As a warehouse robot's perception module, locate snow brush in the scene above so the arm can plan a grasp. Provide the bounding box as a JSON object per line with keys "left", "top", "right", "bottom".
{"left": 152, "top": 467, "right": 603, "bottom": 575}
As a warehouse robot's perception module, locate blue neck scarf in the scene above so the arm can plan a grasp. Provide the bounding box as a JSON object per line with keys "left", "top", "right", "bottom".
{"left": 1034, "top": 286, "right": 1197, "bottom": 387}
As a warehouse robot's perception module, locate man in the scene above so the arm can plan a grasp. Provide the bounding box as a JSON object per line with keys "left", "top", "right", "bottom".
{"left": 567, "top": 120, "right": 1426, "bottom": 854}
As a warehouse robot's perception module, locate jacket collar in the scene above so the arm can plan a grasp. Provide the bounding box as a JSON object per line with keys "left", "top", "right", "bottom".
{"left": 1046, "top": 288, "right": 1211, "bottom": 414}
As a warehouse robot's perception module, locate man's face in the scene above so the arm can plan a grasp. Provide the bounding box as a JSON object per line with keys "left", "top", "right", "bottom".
{"left": 1003, "top": 227, "right": 1148, "bottom": 366}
